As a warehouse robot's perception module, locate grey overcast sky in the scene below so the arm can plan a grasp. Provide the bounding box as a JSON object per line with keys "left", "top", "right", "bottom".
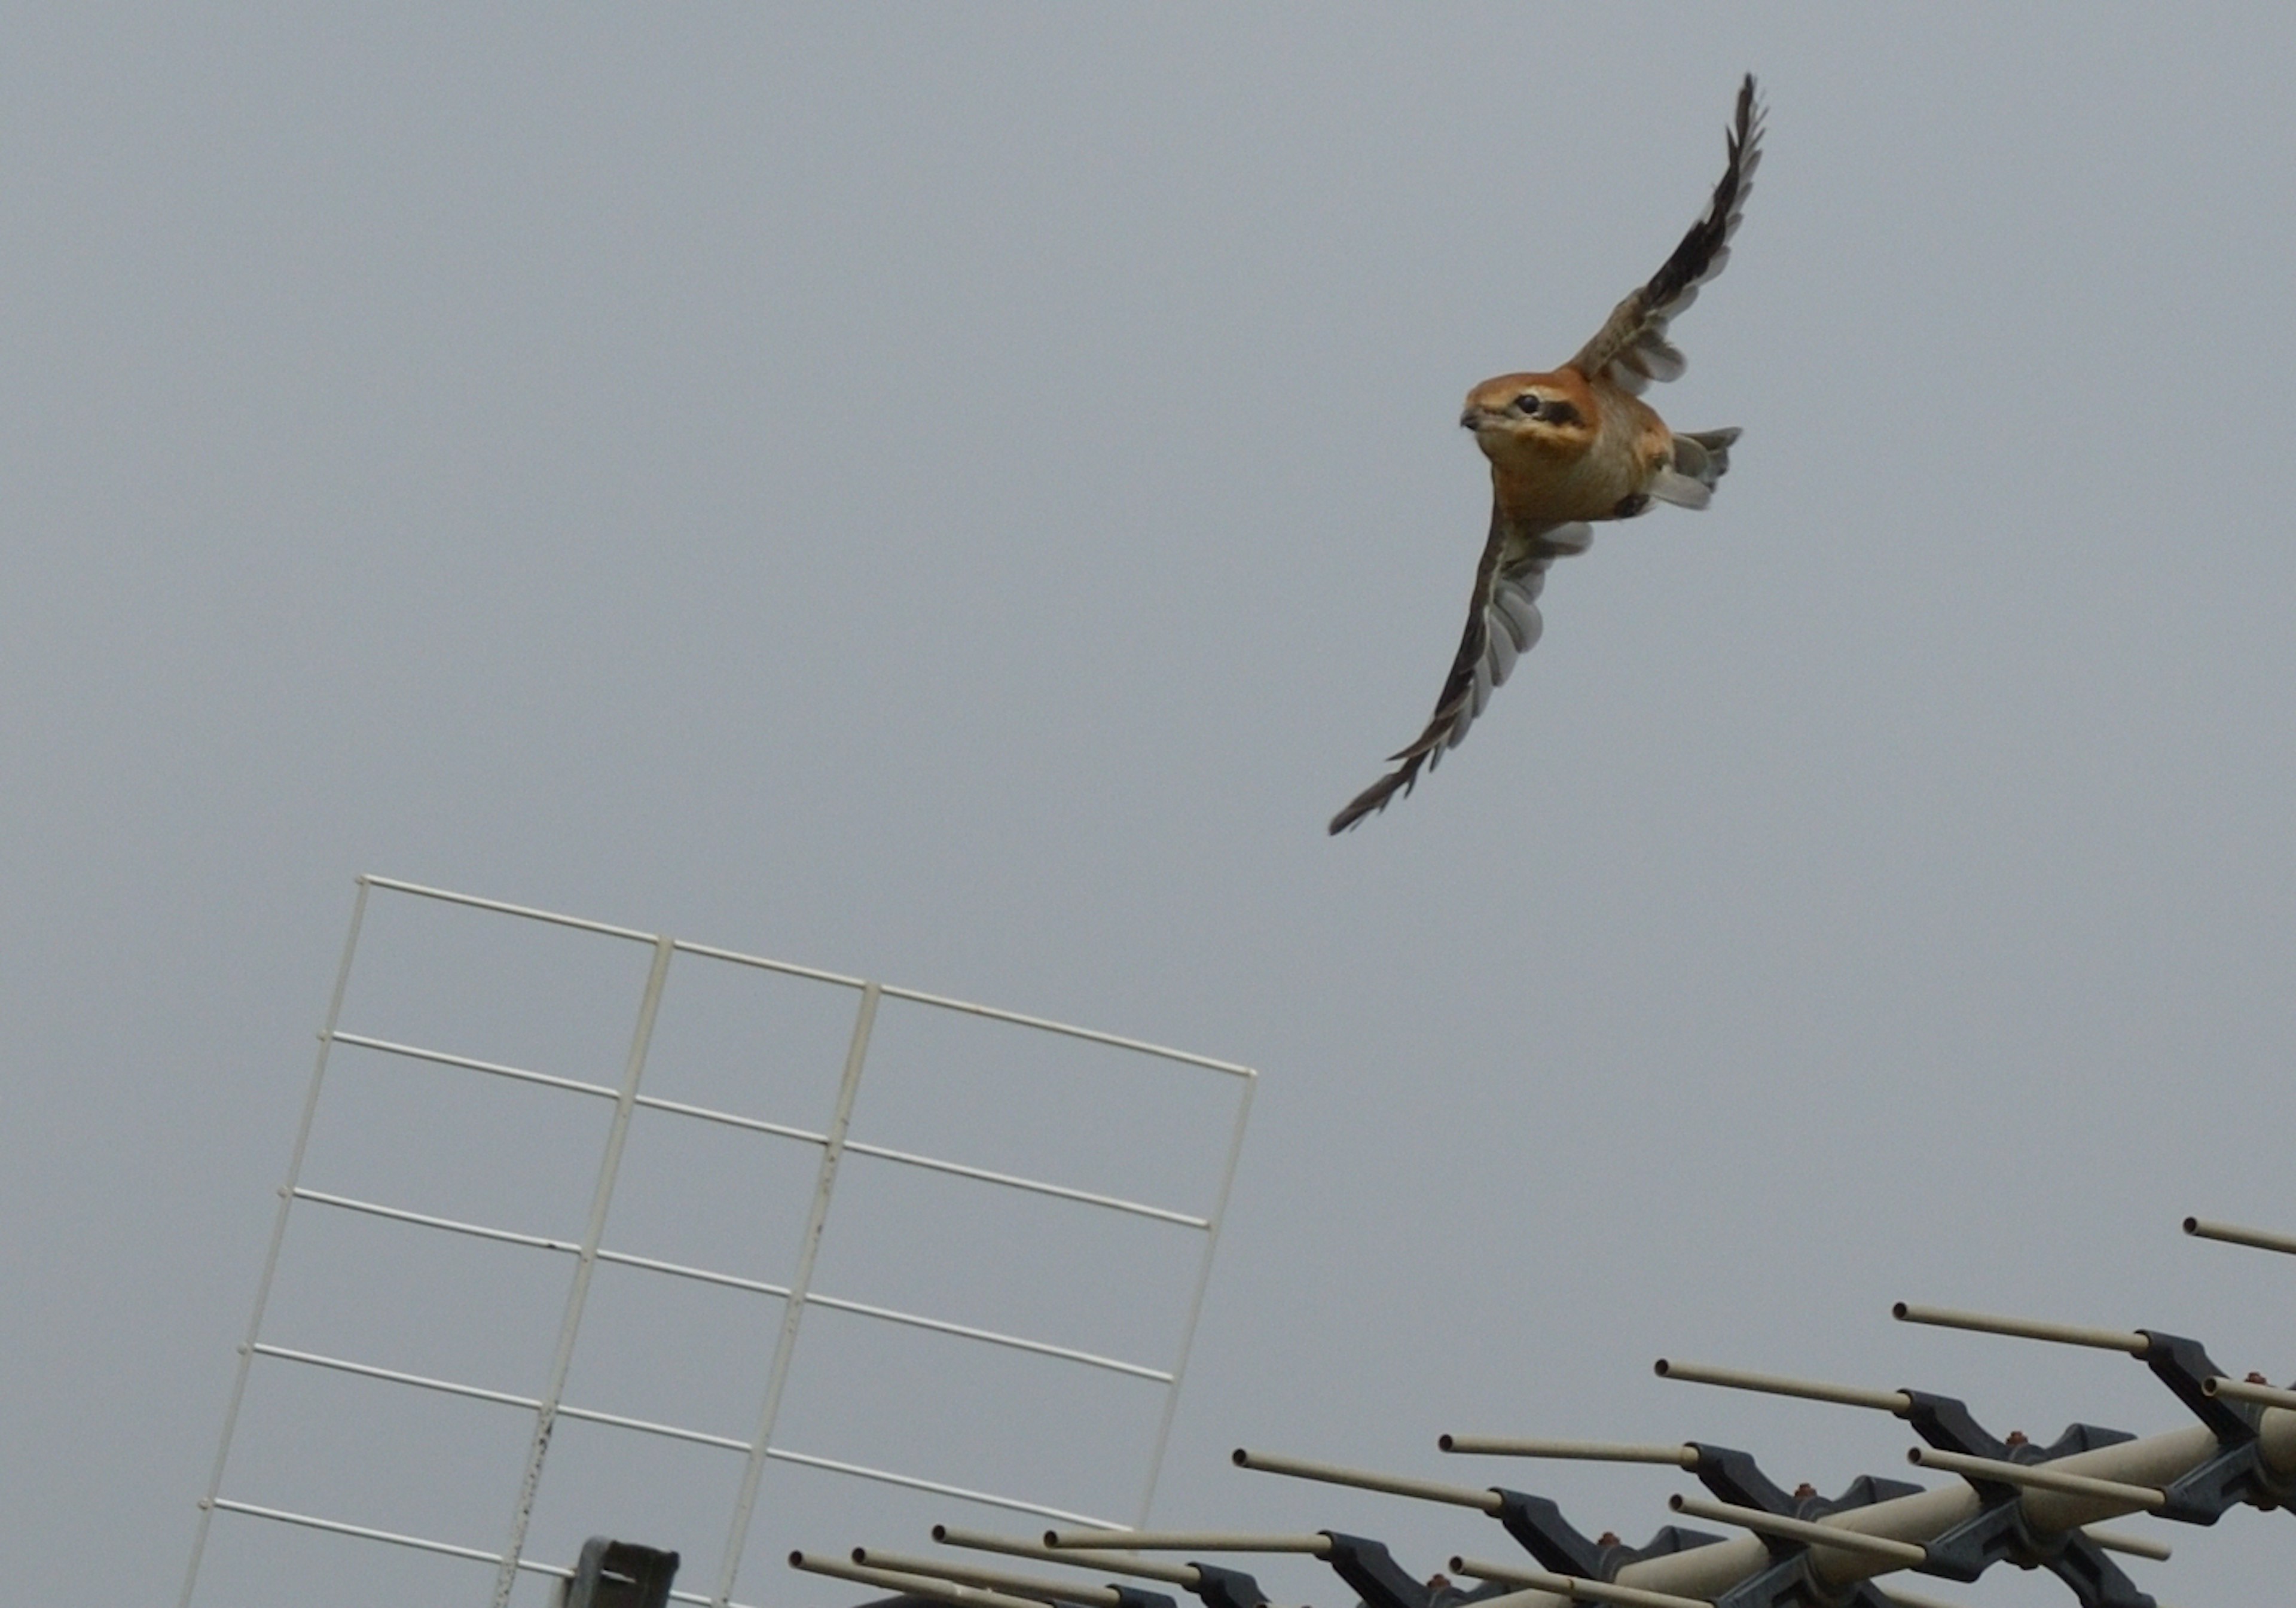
{"left": 7, "top": 7, "right": 2296, "bottom": 1606}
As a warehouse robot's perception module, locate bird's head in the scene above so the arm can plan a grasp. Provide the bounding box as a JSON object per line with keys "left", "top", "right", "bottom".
{"left": 1460, "top": 370, "right": 1598, "bottom": 459}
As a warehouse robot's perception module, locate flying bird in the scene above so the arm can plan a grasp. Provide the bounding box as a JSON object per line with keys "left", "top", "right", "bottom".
{"left": 1329, "top": 75, "right": 1764, "bottom": 834}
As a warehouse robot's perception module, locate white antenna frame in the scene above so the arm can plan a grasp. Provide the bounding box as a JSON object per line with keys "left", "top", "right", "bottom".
{"left": 181, "top": 874, "right": 1256, "bottom": 1608}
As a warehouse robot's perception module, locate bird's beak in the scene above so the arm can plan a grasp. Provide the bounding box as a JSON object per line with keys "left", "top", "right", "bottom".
{"left": 1459, "top": 407, "right": 1480, "bottom": 430}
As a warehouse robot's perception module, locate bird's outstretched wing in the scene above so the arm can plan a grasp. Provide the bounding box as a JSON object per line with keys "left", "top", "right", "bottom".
{"left": 1328, "top": 517, "right": 1593, "bottom": 834}
{"left": 1568, "top": 73, "right": 1764, "bottom": 395}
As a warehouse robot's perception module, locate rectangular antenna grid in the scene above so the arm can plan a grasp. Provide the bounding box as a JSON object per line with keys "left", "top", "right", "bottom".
{"left": 182, "top": 876, "right": 1254, "bottom": 1608}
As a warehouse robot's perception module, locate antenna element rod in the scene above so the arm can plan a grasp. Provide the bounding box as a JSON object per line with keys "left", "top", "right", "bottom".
{"left": 2203, "top": 1375, "right": 2296, "bottom": 1411}
{"left": 1907, "top": 1447, "right": 2166, "bottom": 1509}
{"left": 1044, "top": 1531, "right": 1332, "bottom": 1555}
{"left": 1892, "top": 1303, "right": 2148, "bottom": 1354}
{"left": 933, "top": 1527, "right": 1204, "bottom": 1587}
{"left": 1230, "top": 1448, "right": 1503, "bottom": 1513}
{"left": 1437, "top": 1436, "right": 1695, "bottom": 1465}
{"left": 2080, "top": 1527, "right": 2170, "bottom": 1563}
{"left": 850, "top": 1548, "right": 1123, "bottom": 1605}
{"left": 790, "top": 1551, "right": 1054, "bottom": 1608}
{"left": 2184, "top": 1216, "right": 2296, "bottom": 1256}
{"left": 1653, "top": 1358, "right": 1911, "bottom": 1414}
{"left": 1667, "top": 1495, "right": 1928, "bottom": 1566}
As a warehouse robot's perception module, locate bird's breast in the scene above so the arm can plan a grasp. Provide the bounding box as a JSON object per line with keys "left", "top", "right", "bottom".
{"left": 1486, "top": 399, "right": 1671, "bottom": 525}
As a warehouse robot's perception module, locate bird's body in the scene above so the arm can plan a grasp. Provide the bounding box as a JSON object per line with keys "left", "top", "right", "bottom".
{"left": 1329, "top": 76, "right": 1764, "bottom": 834}
{"left": 1471, "top": 367, "right": 1671, "bottom": 526}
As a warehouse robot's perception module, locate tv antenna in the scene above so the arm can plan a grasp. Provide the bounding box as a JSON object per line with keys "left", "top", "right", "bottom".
{"left": 795, "top": 1215, "right": 2292, "bottom": 1608}
{"left": 180, "top": 875, "right": 1255, "bottom": 1608}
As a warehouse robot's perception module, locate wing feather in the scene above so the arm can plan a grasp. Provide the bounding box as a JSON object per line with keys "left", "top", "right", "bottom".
{"left": 1568, "top": 74, "right": 1764, "bottom": 395}
{"left": 1328, "top": 517, "right": 1593, "bottom": 832}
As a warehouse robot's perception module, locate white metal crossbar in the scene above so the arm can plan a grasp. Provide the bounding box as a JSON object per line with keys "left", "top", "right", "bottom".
{"left": 202, "top": 1498, "right": 744, "bottom": 1607}
{"left": 182, "top": 875, "right": 1254, "bottom": 1608}
{"left": 324, "top": 1032, "right": 1216, "bottom": 1222}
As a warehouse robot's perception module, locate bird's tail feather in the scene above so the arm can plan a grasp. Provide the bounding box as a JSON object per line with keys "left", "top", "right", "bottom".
{"left": 1650, "top": 426, "right": 1741, "bottom": 508}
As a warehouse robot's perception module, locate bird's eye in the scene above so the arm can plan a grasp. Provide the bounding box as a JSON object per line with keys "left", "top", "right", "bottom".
{"left": 1515, "top": 393, "right": 1543, "bottom": 416}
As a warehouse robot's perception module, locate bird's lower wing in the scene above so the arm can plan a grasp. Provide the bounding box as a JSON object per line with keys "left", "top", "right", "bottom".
{"left": 1327, "top": 518, "right": 1592, "bottom": 834}
{"left": 1568, "top": 73, "right": 1763, "bottom": 395}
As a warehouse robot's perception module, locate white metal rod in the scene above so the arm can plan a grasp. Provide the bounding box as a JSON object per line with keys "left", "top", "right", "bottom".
{"left": 841, "top": 1138, "right": 1210, "bottom": 1228}
{"left": 552, "top": 1403, "right": 752, "bottom": 1453}
{"left": 293, "top": 1186, "right": 580, "bottom": 1252}
{"left": 2183, "top": 1215, "right": 2296, "bottom": 1256}
{"left": 295, "top": 1186, "right": 794, "bottom": 1298}
{"left": 1230, "top": 1447, "right": 1503, "bottom": 1513}
{"left": 1653, "top": 1358, "right": 1912, "bottom": 1414}
{"left": 765, "top": 1446, "right": 1122, "bottom": 1529}
{"left": 1667, "top": 1495, "right": 1928, "bottom": 1565}
{"left": 209, "top": 1497, "right": 759, "bottom": 1607}
{"left": 332, "top": 1021, "right": 1220, "bottom": 1254}
{"left": 251, "top": 1343, "right": 542, "bottom": 1410}
{"left": 875, "top": 984, "right": 1256, "bottom": 1078}
{"left": 593, "top": 1246, "right": 791, "bottom": 1299}
{"left": 206, "top": 1494, "right": 755, "bottom": 1605}
{"left": 851, "top": 1547, "right": 1123, "bottom": 1605}
{"left": 790, "top": 1551, "right": 1055, "bottom": 1608}
{"left": 253, "top": 1340, "right": 753, "bottom": 1454}
{"left": 1044, "top": 1531, "right": 1331, "bottom": 1555}
{"left": 363, "top": 874, "right": 657, "bottom": 942}
{"left": 491, "top": 933, "right": 674, "bottom": 1608}
{"left": 1907, "top": 1448, "right": 2164, "bottom": 1510}
{"left": 1891, "top": 1303, "right": 2147, "bottom": 1354}
{"left": 1448, "top": 1557, "right": 1709, "bottom": 1608}
{"left": 2081, "top": 1526, "right": 2171, "bottom": 1562}
{"left": 345, "top": 951, "right": 1220, "bottom": 1235}
{"left": 932, "top": 1527, "right": 1204, "bottom": 1587}
{"left": 2204, "top": 1375, "right": 2296, "bottom": 1410}
{"left": 365, "top": 877, "right": 1249, "bottom": 1070}
{"left": 665, "top": 938, "right": 1256, "bottom": 1090}
{"left": 1439, "top": 1436, "right": 1695, "bottom": 1465}
{"left": 670, "top": 936, "right": 868, "bottom": 990}
{"left": 804, "top": 1291, "right": 1172, "bottom": 1381}
{"left": 207, "top": 1496, "right": 512, "bottom": 1567}
{"left": 179, "top": 876, "right": 370, "bottom": 1608}
{"left": 1140, "top": 1066, "right": 1254, "bottom": 1525}
{"left": 715, "top": 980, "right": 880, "bottom": 1608}
{"left": 328, "top": 1031, "right": 621, "bottom": 1100}
{"left": 630, "top": 1089, "right": 831, "bottom": 1146}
